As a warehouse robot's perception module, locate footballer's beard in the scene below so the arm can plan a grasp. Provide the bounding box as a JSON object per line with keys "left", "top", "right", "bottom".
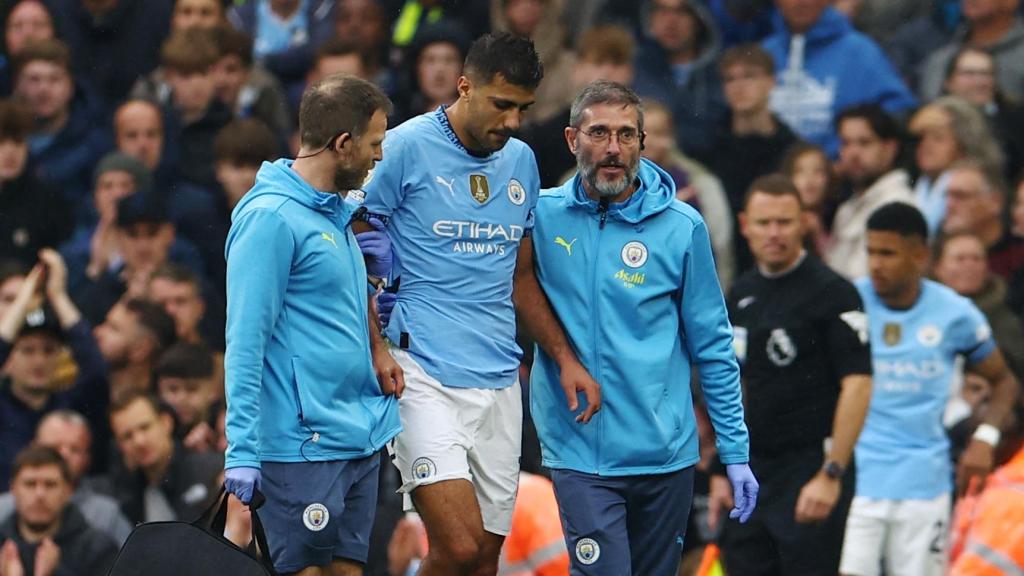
{"left": 578, "top": 153, "right": 640, "bottom": 199}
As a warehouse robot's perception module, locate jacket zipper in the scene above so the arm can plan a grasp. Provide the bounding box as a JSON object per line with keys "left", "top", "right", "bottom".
{"left": 592, "top": 199, "right": 609, "bottom": 473}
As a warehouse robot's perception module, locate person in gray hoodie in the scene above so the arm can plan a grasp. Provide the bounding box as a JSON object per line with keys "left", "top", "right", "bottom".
{"left": 920, "top": 0, "right": 1024, "bottom": 102}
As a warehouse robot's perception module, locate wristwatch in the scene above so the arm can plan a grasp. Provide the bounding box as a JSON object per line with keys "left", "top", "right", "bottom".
{"left": 822, "top": 460, "right": 845, "bottom": 480}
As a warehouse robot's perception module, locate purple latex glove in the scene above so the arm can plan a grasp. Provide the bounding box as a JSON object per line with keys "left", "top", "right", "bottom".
{"left": 224, "top": 466, "right": 261, "bottom": 505}
{"left": 377, "top": 291, "right": 397, "bottom": 328}
{"left": 355, "top": 218, "right": 393, "bottom": 279}
{"left": 726, "top": 463, "right": 759, "bottom": 523}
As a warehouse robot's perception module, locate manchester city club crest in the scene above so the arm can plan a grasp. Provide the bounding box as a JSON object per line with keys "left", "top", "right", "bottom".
{"left": 883, "top": 322, "right": 902, "bottom": 346}
{"left": 469, "top": 174, "right": 490, "bottom": 204}
{"left": 507, "top": 178, "right": 526, "bottom": 205}
{"left": 620, "top": 241, "right": 649, "bottom": 268}
{"left": 303, "top": 503, "right": 329, "bottom": 532}
{"left": 575, "top": 538, "right": 600, "bottom": 565}
{"left": 412, "top": 457, "right": 436, "bottom": 480}
{"left": 917, "top": 325, "right": 942, "bottom": 347}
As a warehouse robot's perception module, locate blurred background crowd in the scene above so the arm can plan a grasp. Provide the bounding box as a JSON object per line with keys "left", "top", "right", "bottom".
{"left": 0, "top": 0, "right": 1022, "bottom": 574}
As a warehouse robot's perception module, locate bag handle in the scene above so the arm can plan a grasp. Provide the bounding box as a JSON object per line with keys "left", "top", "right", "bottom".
{"left": 194, "top": 487, "right": 278, "bottom": 575}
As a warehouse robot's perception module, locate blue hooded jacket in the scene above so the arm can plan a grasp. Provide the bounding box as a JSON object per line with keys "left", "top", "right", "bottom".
{"left": 224, "top": 159, "right": 400, "bottom": 468}
{"left": 530, "top": 159, "right": 749, "bottom": 475}
{"left": 762, "top": 7, "right": 916, "bottom": 156}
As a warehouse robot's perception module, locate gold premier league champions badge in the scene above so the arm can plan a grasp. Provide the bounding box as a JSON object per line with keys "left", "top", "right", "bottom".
{"left": 883, "top": 322, "right": 901, "bottom": 346}
{"left": 469, "top": 174, "right": 490, "bottom": 204}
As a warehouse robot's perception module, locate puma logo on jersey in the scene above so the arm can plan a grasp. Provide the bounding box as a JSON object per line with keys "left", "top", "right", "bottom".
{"left": 435, "top": 176, "right": 456, "bottom": 197}
{"left": 555, "top": 236, "right": 577, "bottom": 255}
{"left": 321, "top": 232, "right": 337, "bottom": 248}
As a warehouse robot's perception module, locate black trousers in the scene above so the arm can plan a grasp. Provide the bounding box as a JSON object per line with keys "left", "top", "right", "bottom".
{"left": 720, "top": 446, "right": 856, "bottom": 576}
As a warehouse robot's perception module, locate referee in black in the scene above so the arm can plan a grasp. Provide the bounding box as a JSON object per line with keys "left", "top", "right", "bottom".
{"left": 710, "top": 174, "right": 873, "bottom": 575}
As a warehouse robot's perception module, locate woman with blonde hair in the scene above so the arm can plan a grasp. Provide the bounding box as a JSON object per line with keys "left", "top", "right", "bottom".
{"left": 910, "top": 96, "right": 1004, "bottom": 236}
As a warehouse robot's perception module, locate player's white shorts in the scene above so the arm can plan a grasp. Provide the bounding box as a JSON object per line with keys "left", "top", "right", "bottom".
{"left": 388, "top": 348, "right": 522, "bottom": 536}
{"left": 840, "top": 493, "right": 951, "bottom": 576}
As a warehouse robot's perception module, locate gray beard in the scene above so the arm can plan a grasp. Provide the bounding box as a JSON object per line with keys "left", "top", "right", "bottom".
{"left": 579, "top": 158, "right": 639, "bottom": 199}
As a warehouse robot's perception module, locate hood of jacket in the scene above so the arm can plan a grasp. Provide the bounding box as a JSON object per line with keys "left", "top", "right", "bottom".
{"left": 234, "top": 158, "right": 351, "bottom": 221}
{"left": 772, "top": 6, "right": 852, "bottom": 48}
{"left": 563, "top": 158, "right": 677, "bottom": 224}
{"left": 639, "top": 0, "right": 721, "bottom": 70}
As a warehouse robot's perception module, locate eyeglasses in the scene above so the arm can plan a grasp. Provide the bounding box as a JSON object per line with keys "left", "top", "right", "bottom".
{"left": 578, "top": 126, "right": 640, "bottom": 146}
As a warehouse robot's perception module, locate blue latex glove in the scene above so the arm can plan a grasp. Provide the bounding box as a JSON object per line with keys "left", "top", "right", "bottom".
{"left": 355, "top": 218, "right": 393, "bottom": 279}
{"left": 377, "top": 291, "right": 397, "bottom": 328}
{"left": 224, "top": 466, "right": 261, "bottom": 505}
{"left": 726, "top": 463, "right": 759, "bottom": 523}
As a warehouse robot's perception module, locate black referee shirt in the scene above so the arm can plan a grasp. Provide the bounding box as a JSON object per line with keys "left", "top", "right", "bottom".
{"left": 727, "top": 254, "right": 872, "bottom": 457}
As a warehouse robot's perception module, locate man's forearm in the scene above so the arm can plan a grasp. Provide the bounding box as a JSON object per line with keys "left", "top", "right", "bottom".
{"left": 828, "top": 374, "right": 872, "bottom": 468}
{"left": 983, "top": 372, "right": 1019, "bottom": 430}
{"left": 513, "top": 267, "right": 574, "bottom": 366}
{"left": 367, "top": 293, "right": 387, "bottom": 350}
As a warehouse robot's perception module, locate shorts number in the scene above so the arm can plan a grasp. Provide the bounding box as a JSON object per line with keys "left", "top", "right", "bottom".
{"left": 929, "top": 520, "right": 945, "bottom": 554}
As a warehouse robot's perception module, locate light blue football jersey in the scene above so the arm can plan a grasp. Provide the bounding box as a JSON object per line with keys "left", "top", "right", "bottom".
{"left": 350, "top": 107, "right": 539, "bottom": 390}
{"left": 854, "top": 278, "right": 995, "bottom": 500}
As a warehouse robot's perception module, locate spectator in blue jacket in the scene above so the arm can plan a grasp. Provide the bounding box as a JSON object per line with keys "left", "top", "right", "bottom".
{"left": 524, "top": 80, "right": 758, "bottom": 574}
{"left": 228, "top": 0, "right": 336, "bottom": 98}
{"left": 0, "top": 0, "right": 58, "bottom": 97}
{"left": 0, "top": 250, "right": 108, "bottom": 492}
{"left": 763, "top": 0, "right": 916, "bottom": 157}
{"left": 12, "top": 39, "right": 112, "bottom": 221}
{"left": 632, "top": 0, "right": 728, "bottom": 158}
{"left": 44, "top": 0, "right": 174, "bottom": 114}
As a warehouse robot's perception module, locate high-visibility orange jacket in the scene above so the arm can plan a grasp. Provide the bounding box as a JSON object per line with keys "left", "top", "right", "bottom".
{"left": 498, "top": 473, "right": 569, "bottom": 576}
{"left": 949, "top": 446, "right": 1024, "bottom": 575}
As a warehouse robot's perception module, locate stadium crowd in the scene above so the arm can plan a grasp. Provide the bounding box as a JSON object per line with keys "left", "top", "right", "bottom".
{"left": 0, "top": 0, "right": 1022, "bottom": 574}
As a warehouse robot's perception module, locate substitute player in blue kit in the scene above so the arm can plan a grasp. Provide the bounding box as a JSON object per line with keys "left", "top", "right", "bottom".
{"left": 840, "top": 202, "right": 1019, "bottom": 576}
{"left": 351, "top": 33, "right": 601, "bottom": 576}
{"left": 526, "top": 80, "right": 757, "bottom": 574}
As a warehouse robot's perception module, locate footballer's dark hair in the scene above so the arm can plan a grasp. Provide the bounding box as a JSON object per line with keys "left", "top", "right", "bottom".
{"left": 463, "top": 32, "right": 543, "bottom": 89}
{"left": 866, "top": 202, "right": 928, "bottom": 242}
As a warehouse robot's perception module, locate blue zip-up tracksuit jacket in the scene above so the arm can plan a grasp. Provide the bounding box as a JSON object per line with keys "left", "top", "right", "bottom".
{"left": 530, "top": 159, "right": 749, "bottom": 475}
{"left": 224, "top": 159, "right": 400, "bottom": 469}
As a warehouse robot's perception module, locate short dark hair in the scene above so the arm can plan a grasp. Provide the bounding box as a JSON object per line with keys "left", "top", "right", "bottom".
{"left": 719, "top": 43, "right": 775, "bottom": 77}
{"left": 835, "top": 103, "right": 902, "bottom": 142}
{"left": 576, "top": 25, "right": 635, "bottom": 65}
{"left": 298, "top": 74, "right": 392, "bottom": 149}
{"left": 314, "top": 37, "right": 365, "bottom": 68}
{"left": 214, "top": 118, "right": 278, "bottom": 167}
{"left": 12, "top": 444, "right": 70, "bottom": 484}
{"left": 0, "top": 259, "right": 27, "bottom": 284}
{"left": 124, "top": 298, "right": 177, "bottom": 356}
{"left": 13, "top": 38, "right": 71, "bottom": 78}
{"left": 944, "top": 46, "right": 996, "bottom": 83}
{"left": 866, "top": 202, "right": 928, "bottom": 242}
{"left": 161, "top": 28, "right": 219, "bottom": 75}
{"left": 150, "top": 262, "right": 201, "bottom": 291}
{"left": 116, "top": 191, "right": 169, "bottom": 228}
{"left": 155, "top": 342, "right": 214, "bottom": 380}
{"left": 0, "top": 98, "right": 34, "bottom": 142}
{"left": 744, "top": 173, "right": 803, "bottom": 210}
{"left": 463, "top": 32, "right": 543, "bottom": 90}
{"left": 213, "top": 25, "right": 253, "bottom": 68}
{"left": 569, "top": 80, "right": 644, "bottom": 130}
{"left": 109, "top": 389, "right": 167, "bottom": 420}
